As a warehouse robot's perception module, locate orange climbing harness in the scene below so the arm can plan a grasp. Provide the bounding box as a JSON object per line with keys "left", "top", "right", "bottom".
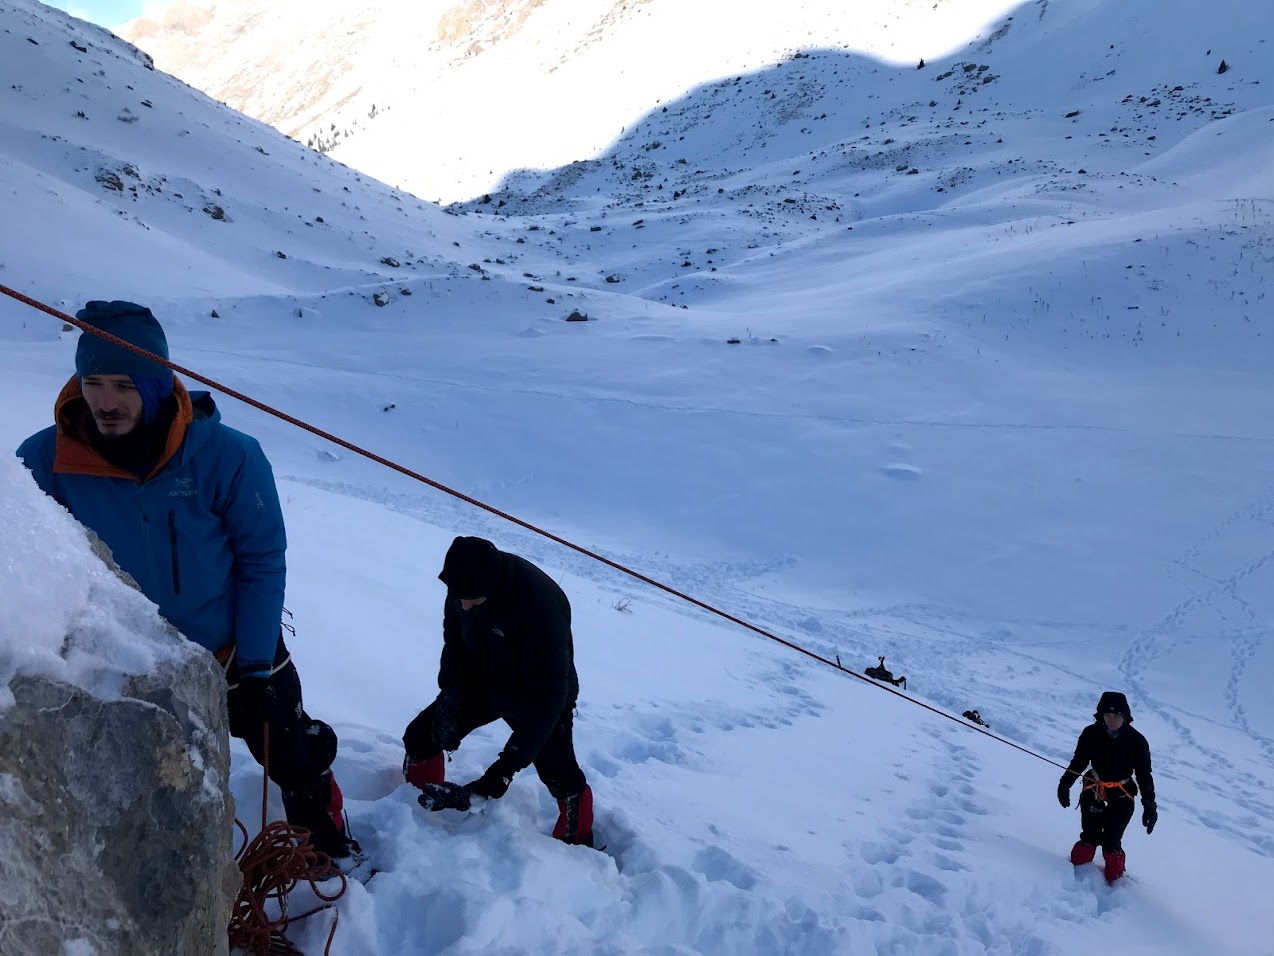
{"left": 1081, "top": 772, "right": 1133, "bottom": 803}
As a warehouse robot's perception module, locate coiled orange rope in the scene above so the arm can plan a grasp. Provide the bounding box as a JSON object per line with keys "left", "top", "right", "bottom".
{"left": 226, "top": 725, "right": 347, "bottom": 955}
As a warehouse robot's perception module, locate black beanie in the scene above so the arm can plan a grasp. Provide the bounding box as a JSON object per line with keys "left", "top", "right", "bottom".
{"left": 438, "top": 536, "right": 504, "bottom": 599}
{"left": 1094, "top": 691, "right": 1133, "bottom": 722}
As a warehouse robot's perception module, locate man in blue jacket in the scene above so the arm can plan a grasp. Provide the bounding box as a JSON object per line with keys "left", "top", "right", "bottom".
{"left": 17, "top": 301, "right": 360, "bottom": 865}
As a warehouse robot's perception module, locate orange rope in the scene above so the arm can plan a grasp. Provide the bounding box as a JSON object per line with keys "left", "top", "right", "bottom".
{"left": 226, "top": 724, "right": 346, "bottom": 955}
{"left": 1, "top": 282, "right": 1069, "bottom": 770}
{"left": 1082, "top": 773, "right": 1134, "bottom": 802}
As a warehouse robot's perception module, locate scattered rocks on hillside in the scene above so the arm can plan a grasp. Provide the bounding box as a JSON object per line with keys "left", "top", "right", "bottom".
{"left": 566, "top": 311, "right": 589, "bottom": 322}
{"left": 372, "top": 292, "right": 389, "bottom": 307}
{"left": 380, "top": 256, "right": 400, "bottom": 267}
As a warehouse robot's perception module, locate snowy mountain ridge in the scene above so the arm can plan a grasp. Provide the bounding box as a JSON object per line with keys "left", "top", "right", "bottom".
{"left": 120, "top": 0, "right": 1032, "bottom": 202}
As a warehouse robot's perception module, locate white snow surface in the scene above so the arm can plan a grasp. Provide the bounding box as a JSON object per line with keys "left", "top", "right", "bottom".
{"left": 2, "top": 0, "right": 1273, "bottom": 953}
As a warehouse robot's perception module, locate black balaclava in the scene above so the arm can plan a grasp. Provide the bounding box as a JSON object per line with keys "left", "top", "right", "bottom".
{"left": 438, "top": 536, "right": 504, "bottom": 600}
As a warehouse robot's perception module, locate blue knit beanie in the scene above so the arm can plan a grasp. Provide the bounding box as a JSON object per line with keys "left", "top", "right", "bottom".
{"left": 74, "top": 301, "right": 174, "bottom": 422}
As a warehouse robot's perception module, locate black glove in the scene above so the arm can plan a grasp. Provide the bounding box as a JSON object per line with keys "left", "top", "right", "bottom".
{"left": 417, "top": 780, "right": 472, "bottom": 813}
{"left": 235, "top": 676, "right": 284, "bottom": 723}
{"left": 467, "top": 760, "right": 515, "bottom": 800}
{"left": 431, "top": 691, "right": 462, "bottom": 752}
{"left": 1057, "top": 777, "right": 1071, "bottom": 808}
{"left": 1142, "top": 804, "right": 1157, "bottom": 834}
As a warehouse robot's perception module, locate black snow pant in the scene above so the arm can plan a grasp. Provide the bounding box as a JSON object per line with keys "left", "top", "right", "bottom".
{"left": 403, "top": 697, "right": 587, "bottom": 800}
{"left": 224, "top": 634, "right": 337, "bottom": 794}
{"left": 1078, "top": 789, "right": 1136, "bottom": 854}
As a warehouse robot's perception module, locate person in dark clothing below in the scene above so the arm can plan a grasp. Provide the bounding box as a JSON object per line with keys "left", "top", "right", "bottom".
{"left": 403, "top": 536, "right": 595, "bottom": 847}
{"left": 1057, "top": 691, "right": 1156, "bottom": 883}
{"left": 16, "top": 301, "right": 361, "bottom": 868}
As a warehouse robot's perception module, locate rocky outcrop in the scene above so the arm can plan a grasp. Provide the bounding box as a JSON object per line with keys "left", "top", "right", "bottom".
{"left": 0, "top": 649, "right": 237, "bottom": 956}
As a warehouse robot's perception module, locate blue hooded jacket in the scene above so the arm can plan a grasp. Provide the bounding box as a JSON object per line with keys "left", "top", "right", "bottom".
{"left": 17, "top": 376, "right": 286, "bottom": 678}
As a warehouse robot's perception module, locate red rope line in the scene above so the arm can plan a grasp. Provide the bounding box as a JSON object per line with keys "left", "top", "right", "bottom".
{"left": 1, "top": 282, "right": 1067, "bottom": 770}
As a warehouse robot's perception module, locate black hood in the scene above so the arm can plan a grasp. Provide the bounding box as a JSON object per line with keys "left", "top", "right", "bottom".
{"left": 1093, "top": 691, "right": 1133, "bottom": 722}
{"left": 438, "top": 536, "right": 506, "bottom": 600}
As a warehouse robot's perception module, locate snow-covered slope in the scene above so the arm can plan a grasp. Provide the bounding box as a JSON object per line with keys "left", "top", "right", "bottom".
{"left": 3, "top": 0, "right": 1273, "bottom": 952}
{"left": 0, "top": 0, "right": 507, "bottom": 306}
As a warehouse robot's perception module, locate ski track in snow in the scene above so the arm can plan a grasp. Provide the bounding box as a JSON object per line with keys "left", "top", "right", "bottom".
{"left": 1117, "top": 484, "right": 1274, "bottom": 856}
{"left": 192, "top": 341, "right": 1274, "bottom": 442}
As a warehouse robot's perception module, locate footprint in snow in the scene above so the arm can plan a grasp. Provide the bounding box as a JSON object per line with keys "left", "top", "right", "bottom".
{"left": 881, "top": 463, "right": 923, "bottom": 481}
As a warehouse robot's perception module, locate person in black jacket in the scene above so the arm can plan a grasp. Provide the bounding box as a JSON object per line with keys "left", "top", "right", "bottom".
{"left": 402, "top": 536, "right": 594, "bottom": 846}
{"left": 1057, "top": 691, "right": 1156, "bottom": 882}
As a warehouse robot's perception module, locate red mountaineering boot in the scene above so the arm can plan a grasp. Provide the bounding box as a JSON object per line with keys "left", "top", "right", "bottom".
{"left": 1103, "top": 849, "right": 1126, "bottom": 883}
{"left": 282, "top": 771, "right": 364, "bottom": 869}
{"left": 552, "top": 786, "right": 594, "bottom": 847}
{"left": 1069, "top": 840, "right": 1096, "bottom": 866}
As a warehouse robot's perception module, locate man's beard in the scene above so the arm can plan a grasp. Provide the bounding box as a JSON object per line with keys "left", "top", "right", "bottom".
{"left": 89, "top": 413, "right": 142, "bottom": 442}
